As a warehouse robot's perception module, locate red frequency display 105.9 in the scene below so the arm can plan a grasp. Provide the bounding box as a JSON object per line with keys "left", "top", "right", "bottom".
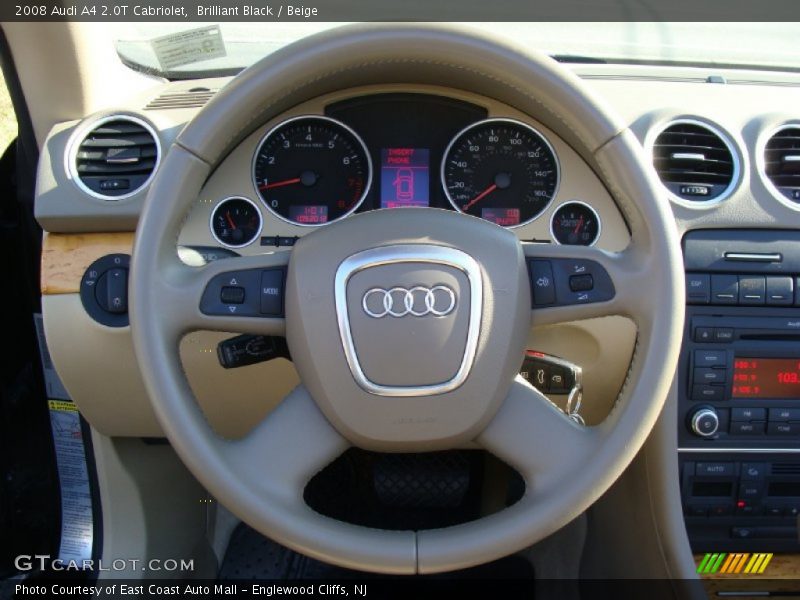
{"left": 732, "top": 357, "right": 800, "bottom": 399}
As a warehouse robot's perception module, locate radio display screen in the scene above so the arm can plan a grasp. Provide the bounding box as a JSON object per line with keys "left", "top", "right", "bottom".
{"left": 732, "top": 357, "right": 800, "bottom": 399}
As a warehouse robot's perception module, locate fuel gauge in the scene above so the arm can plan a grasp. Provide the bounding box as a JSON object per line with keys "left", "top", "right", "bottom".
{"left": 210, "top": 197, "right": 263, "bottom": 248}
{"left": 550, "top": 201, "right": 601, "bottom": 246}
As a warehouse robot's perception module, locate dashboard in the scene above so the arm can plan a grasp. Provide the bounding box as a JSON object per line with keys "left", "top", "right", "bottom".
{"left": 33, "top": 58, "right": 800, "bottom": 568}
{"left": 175, "top": 86, "right": 629, "bottom": 256}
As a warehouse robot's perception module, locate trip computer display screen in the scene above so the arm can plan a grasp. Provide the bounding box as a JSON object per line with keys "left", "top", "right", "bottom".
{"left": 380, "top": 148, "right": 430, "bottom": 209}
{"left": 732, "top": 357, "right": 800, "bottom": 399}
{"left": 481, "top": 207, "right": 521, "bottom": 227}
{"left": 325, "top": 94, "right": 488, "bottom": 212}
{"left": 288, "top": 205, "right": 328, "bottom": 225}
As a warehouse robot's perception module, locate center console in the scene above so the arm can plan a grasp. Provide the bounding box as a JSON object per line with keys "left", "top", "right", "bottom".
{"left": 679, "top": 230, "right": 800, "bottom": 551}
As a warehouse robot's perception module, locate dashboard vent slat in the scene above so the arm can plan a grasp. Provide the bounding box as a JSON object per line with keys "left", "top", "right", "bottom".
{"left": 144, "top": 88, "right": 216, "bottom": 110}
{"left": 763, "top": 126, "right": 800, "bottom": 203}
{"left": 772, "top": 463, "right": 800, "bottom": 475}
{"left": 651, "top": 121, "right": 738, "bottom": 203}
{"left": 72, "top": 116, "right": 160, "bottom": 199}
{"left": 79, "top": 133, "right": 155, "bottom": 148}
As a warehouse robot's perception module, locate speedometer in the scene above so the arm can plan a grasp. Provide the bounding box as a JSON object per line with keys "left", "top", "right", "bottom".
{"left": 253, "top": 116, "right": 371, "bottom": 226}
{"left": 441, "top": 118, "right": 559, "bottom": 227}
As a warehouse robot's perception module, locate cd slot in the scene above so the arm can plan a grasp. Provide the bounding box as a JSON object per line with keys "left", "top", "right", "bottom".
{"left": 739, "top": 333, "right": 800, "bottom": 341}
{"left": 692, "top": 316, "right": 800, "bottom": 342}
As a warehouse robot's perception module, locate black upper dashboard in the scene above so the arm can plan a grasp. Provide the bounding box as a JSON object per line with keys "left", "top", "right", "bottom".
{"left": 324, "top": 93, "right": 488, "bottom": 215}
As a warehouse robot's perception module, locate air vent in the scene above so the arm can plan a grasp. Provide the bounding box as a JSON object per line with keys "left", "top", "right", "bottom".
{"left": 71, "top": 116, "right": 160, "bottom": 199}
{"left": 763, "top": 126, "right": 800, "bottom": 203}
{"left": 651, "top": 120, "right": 738, "bottom": 203}
{"left": 144, "top": 88, "right": 216, "bottom": 110}
{"left": 772, "top": 463, "right": 800, "bottom": 475}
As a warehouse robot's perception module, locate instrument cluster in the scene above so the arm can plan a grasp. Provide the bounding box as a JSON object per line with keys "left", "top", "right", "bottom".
{"left": 207, "top": 93, "right": 605, "bottom": 249}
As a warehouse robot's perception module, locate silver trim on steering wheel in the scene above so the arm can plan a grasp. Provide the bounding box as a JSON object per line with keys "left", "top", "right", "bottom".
{"left": 362, "top": 285, "right": 457, "bottom": 318}
{"left": 335, "top": 244, "right": 482, "bottom": 397}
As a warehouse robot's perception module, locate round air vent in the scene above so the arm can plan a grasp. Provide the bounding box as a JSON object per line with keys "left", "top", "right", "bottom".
{"left": 762, "top": 125, "right": 800, "bottom": 205}
{"left": 650, "top": 119, "right": 739, "bottom": 204}
{"left": 69, "top": 115, "right": 160, "bottom": 200}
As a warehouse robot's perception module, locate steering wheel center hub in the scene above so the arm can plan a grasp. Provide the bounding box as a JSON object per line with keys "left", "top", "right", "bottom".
{"left": 285, "top": 208, "right": 531, "bottom": 450}
{"left": 335, "top": 244, "right": 482, "bottom": 396}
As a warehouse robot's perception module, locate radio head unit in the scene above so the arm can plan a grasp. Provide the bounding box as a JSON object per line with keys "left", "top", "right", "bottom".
{"left": 679, "top": 230, "right": 800, "bottom": 553}
{"left": 679, "top": 230, "right": 800, "bottom": 451}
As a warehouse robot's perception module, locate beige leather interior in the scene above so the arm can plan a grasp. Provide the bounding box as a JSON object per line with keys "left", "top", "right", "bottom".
{"left": 19, "top": 17, "right": 800, "bottom": 586}
{"left": 126, "top": 23, "right": 684, "bottom": 574}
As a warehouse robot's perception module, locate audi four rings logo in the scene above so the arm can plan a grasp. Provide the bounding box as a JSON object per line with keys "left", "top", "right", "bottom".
{"left": 362, "top": 286, "right": 457, "bottom": 318}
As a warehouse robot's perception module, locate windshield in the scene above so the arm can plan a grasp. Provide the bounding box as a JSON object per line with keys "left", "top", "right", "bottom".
{"left": 113, "top": 22, "right": 800, "bottom": 79}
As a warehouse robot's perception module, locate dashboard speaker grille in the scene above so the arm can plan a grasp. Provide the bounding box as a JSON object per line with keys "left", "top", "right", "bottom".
{"left": 652, "top": 121, "right": 736, "bottom": 202}
{"left": 144, "top": 88, "right": 216, "bottom": 110}
{"left": 764, "top": 126, "right": 800, "bottom": 203}
{"left": 73, "top": 117, "right": 159, "bottom": 198}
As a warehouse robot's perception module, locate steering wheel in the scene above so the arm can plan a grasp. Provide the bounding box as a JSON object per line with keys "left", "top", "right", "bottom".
{"left": 130, "top": 24, "right": 684, "bottom": 574}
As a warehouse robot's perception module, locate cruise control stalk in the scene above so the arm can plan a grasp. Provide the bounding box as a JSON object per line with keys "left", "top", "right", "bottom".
{"left": 217, "top": 335, "right": 291, "bottom": 369}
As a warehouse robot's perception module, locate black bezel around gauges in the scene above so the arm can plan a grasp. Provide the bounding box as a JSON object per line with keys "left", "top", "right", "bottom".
{"left": 252, "top": 115, "right": 373, "bottom": 227}
{"left": 210, "top": 196, "right": 263, "bottom": 248}
{"left": 441, "top": 118, "right": 560, "bottom": 228}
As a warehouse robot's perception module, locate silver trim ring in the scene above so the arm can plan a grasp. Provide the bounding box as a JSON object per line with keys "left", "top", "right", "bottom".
{"left": 440, "top": 117, "right": 560, "bottom": 229}
{"left": 549, "top": 200, "right": 602, "bottom": 247}
{"left": 209, "top": 195, "right": 264, "bottom": 249}
{"left": 251, "top": 114, "right": 373, "bottom": 228}
{"left": 755, "top": 121, "right": 800, "bottom": 212}
{"left": 643, "top": 116, "right": 742, "bottom": 209}
{"left": 65, "top": 113, "right": 162, "bottom": 202}
{"left": 336, "top": 245, "right": 482, "bottom": 397}
{"left": 362, "top": 285, "right": 457, "bottom": 318}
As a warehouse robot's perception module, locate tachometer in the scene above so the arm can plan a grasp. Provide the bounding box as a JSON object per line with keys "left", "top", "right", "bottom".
{"left": 253, "top": 116, "right": 371, "bottom": 226}
{"left": 441, "top": 118, "right": 559, "bottom": 227}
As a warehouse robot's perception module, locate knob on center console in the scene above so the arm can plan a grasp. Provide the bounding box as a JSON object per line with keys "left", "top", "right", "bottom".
{"left": 690, "top": 407, "right": 720, "bottom": 438}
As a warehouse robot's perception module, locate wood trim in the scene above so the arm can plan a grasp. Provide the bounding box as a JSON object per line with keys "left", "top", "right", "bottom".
{"left": 41, "top": 232, "right": 134, "bottom": 295}
{"left": 695, "top": 553, "right": 800, "bottom": 579}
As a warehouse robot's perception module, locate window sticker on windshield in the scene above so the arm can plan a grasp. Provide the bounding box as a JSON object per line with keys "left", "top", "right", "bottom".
{"left": 151, "top": 25, "right": 226, "bottom": 71}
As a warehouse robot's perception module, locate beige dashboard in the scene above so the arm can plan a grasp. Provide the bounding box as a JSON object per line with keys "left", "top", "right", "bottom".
{"left": 178, "top": 84, "right": 629, "bottom": 253}
{"left": 37, "top": 63, "right": 800, "bottom": 438}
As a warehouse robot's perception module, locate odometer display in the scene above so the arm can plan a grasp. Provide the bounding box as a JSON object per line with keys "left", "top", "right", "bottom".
{"left": 253, "top": 116, "right": 371, "bottom": 226}
{"left": 442, "top": 119, "right": 559, "bottom": 227}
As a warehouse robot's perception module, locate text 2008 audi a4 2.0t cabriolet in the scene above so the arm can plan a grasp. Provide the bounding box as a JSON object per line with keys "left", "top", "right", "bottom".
{"left": 1, "top": 10, "right": 800, "bottom": 599}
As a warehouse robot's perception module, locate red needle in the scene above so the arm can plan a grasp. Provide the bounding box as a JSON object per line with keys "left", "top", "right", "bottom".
{"left": 259, "top": 177, "right": 301, "bottom": 191}
{"left": 225, "top": 211, "right": 236, "bottom": 230}
{"left": 573, "top": 215, "right": 584, "bottom": 235}
{"left": 463, "top": 183, "right": 498, "bottom": 211}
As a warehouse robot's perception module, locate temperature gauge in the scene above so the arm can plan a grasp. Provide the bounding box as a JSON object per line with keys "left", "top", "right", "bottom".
{"left": 210, "top": 197, "right": 263, "bottom": 248}
{"left": 550, "top": 202, "right": 601, "bottom": 246}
